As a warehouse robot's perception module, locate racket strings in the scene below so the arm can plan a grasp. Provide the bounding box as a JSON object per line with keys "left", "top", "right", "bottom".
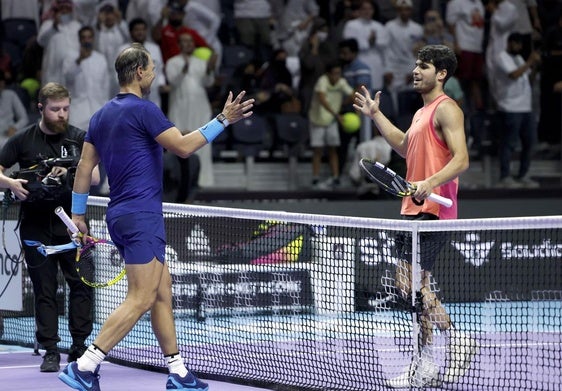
{"left": 77, "top": 240, "right": 124, "bottom": 288}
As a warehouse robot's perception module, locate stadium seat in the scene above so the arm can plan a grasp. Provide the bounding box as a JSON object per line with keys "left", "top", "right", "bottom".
{"left": 273, "top": 113, "right": 309, "bottom": 189}
{"left": 231, "top": 115, "right": 269, "bottom": 189}
{"left": 1, "top": 18, "right": 37, "bottom": 50}
{"left": 221, "top": 44, "right": 254, "bottom": 72}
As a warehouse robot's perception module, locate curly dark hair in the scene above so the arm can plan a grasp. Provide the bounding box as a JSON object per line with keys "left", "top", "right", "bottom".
{"left": 417, "top": 45, "right": 457, "bottom": 83}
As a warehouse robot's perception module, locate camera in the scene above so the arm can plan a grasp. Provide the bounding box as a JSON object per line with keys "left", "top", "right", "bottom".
{"left": 7, "top": 140, "right": 80, "bottom": 203}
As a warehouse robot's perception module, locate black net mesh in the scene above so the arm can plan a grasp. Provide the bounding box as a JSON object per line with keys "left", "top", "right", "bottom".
{"left": 0, "top": 199, "right": 560, "bottom": 390}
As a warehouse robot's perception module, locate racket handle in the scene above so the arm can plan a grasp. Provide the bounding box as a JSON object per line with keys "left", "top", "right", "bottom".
{"left": 428, "top": 193, "right": 453, "bottom": 208}
{"left": 55, "top": 206, "right": 80, "bottom": 234}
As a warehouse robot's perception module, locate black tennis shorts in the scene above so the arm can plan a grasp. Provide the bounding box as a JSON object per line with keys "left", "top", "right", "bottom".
{"left": 394, "top": 213, "right": 450, "bottom": 271}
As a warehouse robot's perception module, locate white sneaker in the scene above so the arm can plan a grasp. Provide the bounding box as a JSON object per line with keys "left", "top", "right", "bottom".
{"left": 444, "top": 332, "right": 478, "bottom": 383}
{"left": 386, "top": 362, "right": 414, "bottom": 389}
{"left": 517, "top": 176, "right": 540, "bottom": 189}
{"left": 497, "top": 177, "right": 523, "bottom": 189}
{"left": 387, "top": 352, "right": 440, "bottom": 389}
{"left": 316, "top": 177, "right": 340, "bottom": 189}
{"left": 411, "top": 353, "right": 440, "bottom": 388}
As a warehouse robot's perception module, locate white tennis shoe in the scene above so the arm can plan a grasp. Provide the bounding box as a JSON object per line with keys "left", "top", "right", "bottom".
{"left": 444, "top": 332, "right": 478, "bottom": 383}
{"left": 386, "top": 350, "right": 440, "bottom": 389}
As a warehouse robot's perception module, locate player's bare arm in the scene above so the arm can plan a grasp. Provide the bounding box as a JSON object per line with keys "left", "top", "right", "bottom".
{"left": 353, "top": 86, "right": 408, "bottom": 157}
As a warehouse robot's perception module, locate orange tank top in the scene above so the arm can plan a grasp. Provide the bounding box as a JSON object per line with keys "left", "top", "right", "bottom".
{"left": 401, "top": 94, "right": 458, "bottom": 220}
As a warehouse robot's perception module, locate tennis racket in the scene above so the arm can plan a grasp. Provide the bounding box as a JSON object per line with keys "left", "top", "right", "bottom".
{"left": 54, "top": 206, "right": 126, "bottom": 288}
{"left": 359, "top": 159, "right": 453, "bottom": 208}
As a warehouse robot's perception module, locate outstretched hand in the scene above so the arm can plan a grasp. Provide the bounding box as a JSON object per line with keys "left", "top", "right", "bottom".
{"left": 353, "top": 86, "right": 381, "bottom": 119}
{"left": 221, "top": 91, "right": 255, "bottom": 125}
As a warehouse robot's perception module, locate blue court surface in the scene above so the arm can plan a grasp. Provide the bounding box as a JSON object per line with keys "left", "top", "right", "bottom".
{"left": 0, "top": 344, "right": 268, "bottom": 391}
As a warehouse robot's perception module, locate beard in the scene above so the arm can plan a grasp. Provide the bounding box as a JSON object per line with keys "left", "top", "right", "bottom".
{"left": 44, "top": 116, "right": 68, "bottom": 134}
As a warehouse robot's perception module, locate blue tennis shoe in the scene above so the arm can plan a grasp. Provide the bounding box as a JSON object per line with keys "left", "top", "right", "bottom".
{"left": 58, "top": 361, "right": 100, "bottom": 391}
{"left": 166, "top": 372, "right": 209, "bottom": 391}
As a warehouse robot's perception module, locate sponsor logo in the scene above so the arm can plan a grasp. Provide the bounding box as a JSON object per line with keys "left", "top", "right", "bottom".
{"left": 501, "top": 239, "right": 562, "bottom": 260}
{"left": 359, "top": 232, "right": 400, "bottom": 266}
{"left": 452, "top": 233, "right": 494, "bottom": 267}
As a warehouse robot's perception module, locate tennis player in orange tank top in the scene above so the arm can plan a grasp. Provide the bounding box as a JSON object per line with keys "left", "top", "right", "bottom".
{"left": 354, "top": 45, "right": 476, "bottom": 388}
{"left": 403, "top": 94, "right": 458, "bottom": 219}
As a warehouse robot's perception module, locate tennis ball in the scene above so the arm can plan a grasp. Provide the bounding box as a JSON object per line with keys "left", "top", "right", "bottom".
{"left": 193, "top": 47, "right": 213, "bottom": 61}
{"left": 20, "top": 78, "right": 41, "bottom": 98}
{"left": 341, "top": 112, "right": 361, "bottom": 133}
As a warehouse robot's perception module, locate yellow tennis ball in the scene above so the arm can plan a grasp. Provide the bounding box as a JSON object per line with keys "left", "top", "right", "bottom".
{"left": 341, "top": 112, "right": 361, "bottom": 133}
{"left": 20, "top": 78, "right": 41, "bottom": 98}
{"left": 193, "top": 47, "right": 213, "bottom": 61}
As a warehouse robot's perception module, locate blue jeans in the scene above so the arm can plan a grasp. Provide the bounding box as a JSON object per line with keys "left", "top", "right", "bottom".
{"left": 498, "top": 111, "right": 536, "bottom": 179}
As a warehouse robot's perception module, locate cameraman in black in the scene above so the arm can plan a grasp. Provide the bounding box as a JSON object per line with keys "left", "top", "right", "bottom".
{"left": 0, "top": 83, "right": 100, "bottom": 372}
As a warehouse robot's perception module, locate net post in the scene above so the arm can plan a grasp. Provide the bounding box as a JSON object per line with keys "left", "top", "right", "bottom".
{"left": 410, "top": 222, "right": 421, "bottom": 357}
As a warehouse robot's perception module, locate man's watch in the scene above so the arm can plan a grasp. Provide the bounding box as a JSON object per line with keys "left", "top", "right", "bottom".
{"left": 216, "top": 113, "right": 229, "bottom": 128}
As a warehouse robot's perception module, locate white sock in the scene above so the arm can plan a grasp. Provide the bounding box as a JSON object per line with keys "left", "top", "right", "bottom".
{"left": 77, "top": 345, "right": 106, "bottom": 373}
{"left": 166, "top": 353, "right": 188, "bottom": 377}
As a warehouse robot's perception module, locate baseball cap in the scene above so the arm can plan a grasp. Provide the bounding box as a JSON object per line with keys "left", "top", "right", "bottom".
{"left": 168, "top": 1, "right": 185, "bottom": 13}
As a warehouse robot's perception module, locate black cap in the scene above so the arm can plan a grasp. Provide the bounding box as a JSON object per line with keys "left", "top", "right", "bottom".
{"left": 168, "top": 1, "right": 185, "bottom": 13}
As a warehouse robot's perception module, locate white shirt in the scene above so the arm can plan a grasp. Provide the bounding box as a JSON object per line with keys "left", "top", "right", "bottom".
{"left": 184, "top": 1, "right": 223, "bottom": 66}
{"left": 494, "top": 50, "right": 532, "bottom": 112}
{"left": 343, "top": 18, "right": 389, "bottom": 90}
{"left": 96, "top": 20, "right": 130, "bottom": 95}
{"left": 486, "top": 0, "right": 518, "bottom": 86}
{"left": 63, "top": 50, "right": 111, "bottom": 131}
{"left": 125, "top": 0, "right": 164, "bottom": 39}
{"left": 166, "top": 54, "right": 215, "bottom": 186}
{"left": 349, "top": 137, "right": 392, "bottom": 182}
{"left": 509, "top": 0, "right": 537, "bottom": 34}
{"left": 445, "top": 0, "right": 486, "bottom": 53}
{"left": 384, "top": 17, "right": 423, "bottom": 90}
{"left": 37, "top": 18, "right": 82, "bottom": 85}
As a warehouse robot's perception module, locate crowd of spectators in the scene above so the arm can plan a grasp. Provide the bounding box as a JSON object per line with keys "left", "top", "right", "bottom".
{"left": 1, "top": 0, "right": 561, "bottom": 192}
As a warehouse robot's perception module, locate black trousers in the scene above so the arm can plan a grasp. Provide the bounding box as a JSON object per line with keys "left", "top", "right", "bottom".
{"left": 20, "top": 216, "right": 93, "bottom": 352}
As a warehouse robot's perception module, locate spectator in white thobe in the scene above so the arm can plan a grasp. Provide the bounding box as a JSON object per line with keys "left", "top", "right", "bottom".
{"left": 383, "top": 0, "right": 423, "bottom": 114}
{"left": 166, "top": 32, "right": 218, "bottom": 187}
{"left": 343, "top": 0, "right": 389, "bottom": 91}
{"left": 485, "top": 0, "right": 518, "bottom": 103}
{"left": 95, "top": 3, "right": 130, "bottom": 95}
{"left": 117, "top": 18, "right": 167, "bottom": 109}
{"left": 125, "top": 0, "right": 166, "bottom": 40}
{"left": 184, "top": 0, "right": 224, "bottom": 69}
{"left": 37, "top": 0, "right": 82, "bottom": 86}
{"left": 63, "top": 26, "right": 111, "bottom": 131}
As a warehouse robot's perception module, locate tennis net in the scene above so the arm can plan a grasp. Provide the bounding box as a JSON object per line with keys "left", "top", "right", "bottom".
{"left": 0, "top": 197, "right": 560, "bottom": 390}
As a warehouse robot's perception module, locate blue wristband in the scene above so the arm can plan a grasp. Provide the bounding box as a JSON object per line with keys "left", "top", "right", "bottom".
{"left": 199, "top": 118, "right": 224, "bottom": 143}
{"left": 71, "top": 191, "right": 89, "bottom": 215}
